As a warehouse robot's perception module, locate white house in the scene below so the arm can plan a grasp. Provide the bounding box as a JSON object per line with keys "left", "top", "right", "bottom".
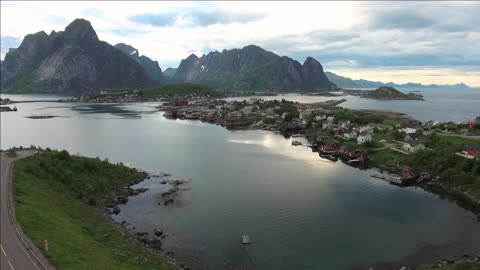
{"left": 403, "top": 140, "right": 426, "bottom": 152}
{"left": 338, "top": 120, "right": 351, "bottom": 128}
{"left": 401, "top": 123, "right": 420, "bottom": 134}
{"left": 327, "top": 116, "right": 335, "bottom": 123}
{"left": 357, "top": 131, "right": 372, "bottom": 144}
{"left": 359, "top": 126, "right": 374, "bottom": 135}
{"left": 343, "top": 129, "right": 358, "bottom": 139}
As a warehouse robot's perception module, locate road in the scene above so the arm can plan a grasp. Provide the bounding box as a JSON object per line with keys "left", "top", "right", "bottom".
{"left": 437, "top": 132, "right": 480, "bottom": 140}
{"left": 1, "top": 150, "right": 53, "bottom": 270}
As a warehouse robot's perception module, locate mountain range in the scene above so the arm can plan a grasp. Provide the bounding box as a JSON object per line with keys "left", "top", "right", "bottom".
{"left": 0, "top": 18, "right": 471, "bottom": 93}
{"left": 325, "top": 71, "right": 471, "bottom": 89}
{"left": 168, "top": 45, "right": 337, "bottom": 91}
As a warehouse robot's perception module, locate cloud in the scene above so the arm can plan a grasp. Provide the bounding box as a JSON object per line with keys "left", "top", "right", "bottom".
{"left": 0, "top": 1, "right": 478, "bottom": 86}
{"left": 130, "top": 12, "right": 177, "bottom": 27}
{"left": 370, "top": 10, "right": 434, "bottom": 30}
{"left": 130, "top": 7, "right": 265, "bottom": 27}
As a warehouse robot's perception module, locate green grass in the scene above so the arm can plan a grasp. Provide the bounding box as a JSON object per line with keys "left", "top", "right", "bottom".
{"left": 13, "top": 150, "right": 174, "bottom": 270}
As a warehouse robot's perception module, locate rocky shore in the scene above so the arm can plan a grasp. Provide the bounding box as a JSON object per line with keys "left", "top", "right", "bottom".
{"left": 101, "top": 169, "right": 192, "bottom": 270}
{"left": 420, "top": 181, "right": 480, "bottom": 217}
{"left": 368, "top": 254, "right": 480, "bottom": 270}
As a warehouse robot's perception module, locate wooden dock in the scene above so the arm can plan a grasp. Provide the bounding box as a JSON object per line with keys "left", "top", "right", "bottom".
{"left": 242, "top": 235, "right": 251, "bottom": 245}
{"left": 371, "top": 174, "right": 405, "bottom": 186}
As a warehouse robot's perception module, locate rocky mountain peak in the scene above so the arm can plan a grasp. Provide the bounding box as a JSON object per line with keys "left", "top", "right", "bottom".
{"left": 114, "top": 42, "right": 162, "bottom": 82}
{"left": 64, "top": 18, "right": 98, "bottom": 42}
{"left": 186, "top": 53, "right": 199, "bottom": 61}
{"left": 115, "top": 43, "right": 140, "bottom": 58}
{"left": 1, "top": 18, "right": 152, "bottom": 93}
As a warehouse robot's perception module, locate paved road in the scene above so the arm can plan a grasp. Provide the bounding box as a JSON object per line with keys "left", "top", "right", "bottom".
{"left": 1, "top": 150, "right": 52, "bottom": 270}
{"left": 437, "top": 132, "right": 480, "bottom": 140}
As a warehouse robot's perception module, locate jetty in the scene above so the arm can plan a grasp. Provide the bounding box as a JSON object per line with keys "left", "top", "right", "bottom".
{"left": 242, "top": 235, "right": 251, "bottom": 245}
{"left": 371, "top": 174, "right": 406, "bottom": 186}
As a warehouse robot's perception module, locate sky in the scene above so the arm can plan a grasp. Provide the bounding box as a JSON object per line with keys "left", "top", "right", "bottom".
{"left": 1, "top": 1, "right": 479, "bottom": 87}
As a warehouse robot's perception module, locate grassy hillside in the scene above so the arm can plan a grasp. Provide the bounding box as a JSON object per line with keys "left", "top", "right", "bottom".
{"left": 13, "top": 149, "right": 174, "bottom": 270}
{"left": 366, "top": 86, "right": 409, "bottom": 98}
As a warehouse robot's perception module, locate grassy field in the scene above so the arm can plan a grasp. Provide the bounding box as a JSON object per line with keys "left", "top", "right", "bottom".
{"left": 13, "top": 150, "right": 174, "bottom": 270}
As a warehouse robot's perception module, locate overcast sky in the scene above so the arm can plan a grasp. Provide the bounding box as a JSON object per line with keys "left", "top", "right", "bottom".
{"left": 1, "top": 1, "right": 479, "bottom": 87}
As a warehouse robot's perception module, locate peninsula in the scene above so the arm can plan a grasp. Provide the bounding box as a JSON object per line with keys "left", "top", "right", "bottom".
{"left": 343, "top": 86, "right": 425, "bottom": 100}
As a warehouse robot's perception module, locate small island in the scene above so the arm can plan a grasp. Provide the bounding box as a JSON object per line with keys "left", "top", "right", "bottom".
{"left": 343, "top": 86, "right": 424, "bottom": 100}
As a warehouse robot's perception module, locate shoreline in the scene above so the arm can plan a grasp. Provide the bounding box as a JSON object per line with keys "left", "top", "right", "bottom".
{"left": 101, "top": 169, "right": 195, "bottom": 270}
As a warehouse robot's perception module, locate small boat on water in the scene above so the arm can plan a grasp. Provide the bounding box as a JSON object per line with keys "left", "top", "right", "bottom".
{"left": 242, "top": 235, "right": 251, "bottom": 245}
{"left": 320, "top": 154, "right": 338, "bottom": 161}
{"left": 292, "top": 140, "right": 302, "bottom": 146}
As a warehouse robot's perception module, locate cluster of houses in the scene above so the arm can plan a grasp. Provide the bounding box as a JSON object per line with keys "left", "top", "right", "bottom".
{"left": 68, "top": 90, "right": 221, "bottom": 103}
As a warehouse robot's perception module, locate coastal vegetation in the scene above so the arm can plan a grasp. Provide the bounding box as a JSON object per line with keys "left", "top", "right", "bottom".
{"left": 68, "top": 83, "right": 224, "bottom": 103}
{"left": 142, "top": 83, "right": 223, "bottom": 97}
{"left": 13, "top": 149, "right": 173, "bottom": 270}
{"left": 343, "top": 86, "right": 424, "bottom": 100}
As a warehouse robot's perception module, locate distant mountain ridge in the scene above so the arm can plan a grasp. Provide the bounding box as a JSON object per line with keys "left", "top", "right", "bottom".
{"left": 170, "top": 45, "right": 337, "bottom": 92}
{"left": 1, "top": 19, "right": 153, "bottom": 93}
{"left": 325, "top": 71, "right": 471, "bottom": 89}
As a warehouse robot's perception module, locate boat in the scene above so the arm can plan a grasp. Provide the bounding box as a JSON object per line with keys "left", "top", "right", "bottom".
{"left": 320, "top": 153, "right": 338, "bottom": 161}
{"left": 242, "top": 235, "right": 251, "bottom": 245}
{"left": 292, "top": 140, "right": 302, "bottom": 146}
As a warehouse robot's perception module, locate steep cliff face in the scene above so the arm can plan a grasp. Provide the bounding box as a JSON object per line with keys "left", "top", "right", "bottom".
{"left": 114, "top": 43, "right": 163, "bottom": 83}
{"left": 1, "top": 19, "right": 152, "bottom": 93}
{"left": 171, "top": 45, "right": 336, "bottom": 91}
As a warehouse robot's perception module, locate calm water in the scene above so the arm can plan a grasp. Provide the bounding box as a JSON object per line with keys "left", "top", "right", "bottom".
{"left": 1, "top": 92, "right": 480, "bottom": 269}
{"left": 225, "top": 88, "right": 480, "bottom": 122}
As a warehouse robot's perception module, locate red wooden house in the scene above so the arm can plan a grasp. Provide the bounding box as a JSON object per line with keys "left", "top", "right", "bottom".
{"left": 175, "top": 100, "right": 188, "bottom": 107}
{"left": 401, "top": 168, "right": 418, "bottom": 181}
{"left": 464, "top": 145, "right": 480, "bottom": 158}
{"left": 339, "top": 147, "right": 362, "bottom": 159}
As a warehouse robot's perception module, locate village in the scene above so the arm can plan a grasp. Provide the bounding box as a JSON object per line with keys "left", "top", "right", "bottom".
{"left": 159, "top": 97, "right": 480, "bottom": 187}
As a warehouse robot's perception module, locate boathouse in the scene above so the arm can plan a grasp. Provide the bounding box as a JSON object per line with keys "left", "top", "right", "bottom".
{"left": 175, "top": 100, "right": 188, "bottom": 107}
{"left": 339, "top": 147, "right": 362, "bottom": 159}
{"left": 464, "top": 145, "right": 480, "bottom": 158}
